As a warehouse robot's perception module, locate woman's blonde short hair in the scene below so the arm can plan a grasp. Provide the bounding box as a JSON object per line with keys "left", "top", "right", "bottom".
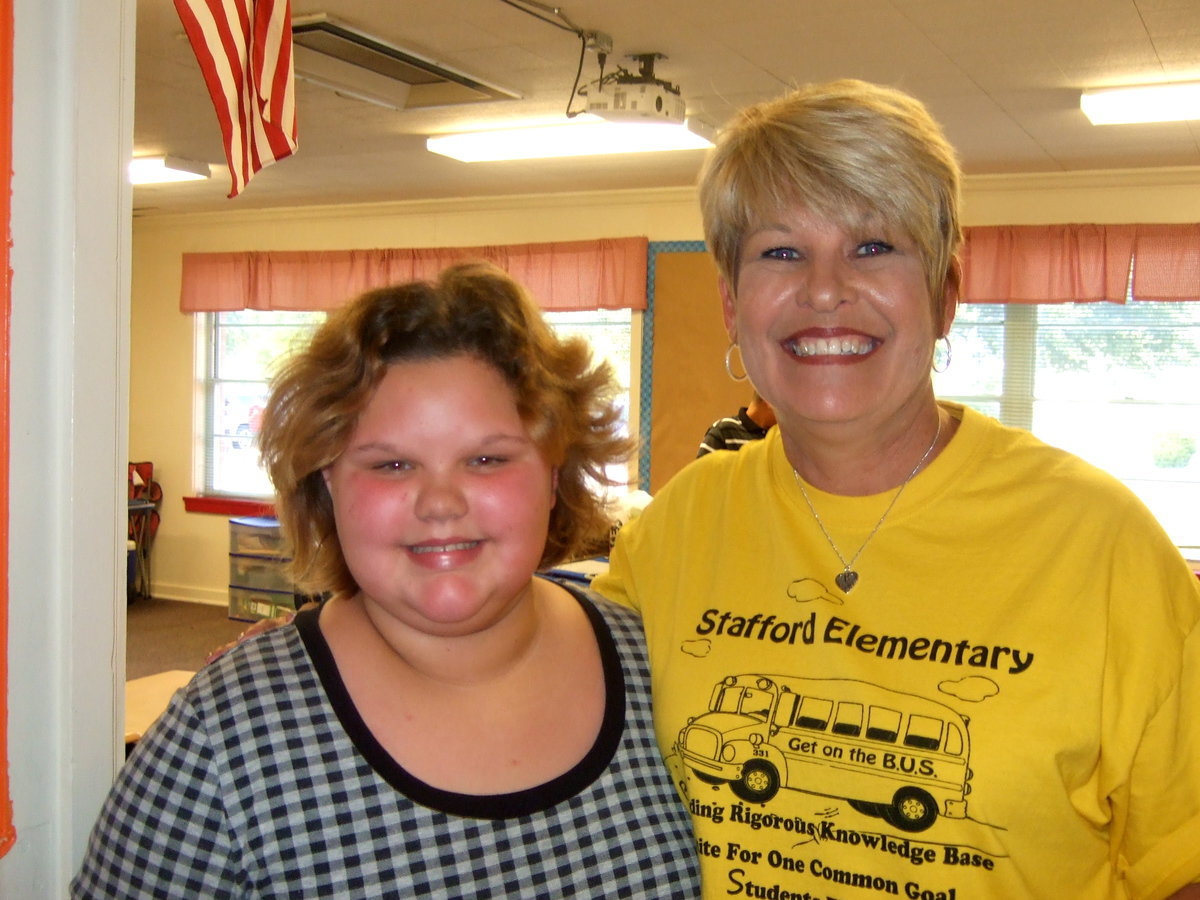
{"left": 258, "top": 262, "right": 633, "bottom": 598}
{"left": 699, "top": 79, "right": 963, "bottom": 332}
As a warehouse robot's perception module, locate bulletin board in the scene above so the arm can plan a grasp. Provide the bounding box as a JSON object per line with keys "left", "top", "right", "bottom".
{"left": 640, "top": 243, "right": 753, "bottom": 493}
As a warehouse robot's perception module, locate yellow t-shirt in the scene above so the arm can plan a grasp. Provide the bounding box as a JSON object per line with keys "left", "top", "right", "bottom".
{"left": 594, "top": 403, "right": 1200, "bottom": 900}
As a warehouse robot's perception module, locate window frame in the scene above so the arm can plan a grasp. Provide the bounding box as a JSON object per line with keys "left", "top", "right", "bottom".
{"left": 191, "top": 307, "right": 639, "bottom": 506}
{"left": 193, "top": 310, "right": 326, "bottom": 503}
{"left": 937, "top": 299, "right": 1200, "bottom": 555}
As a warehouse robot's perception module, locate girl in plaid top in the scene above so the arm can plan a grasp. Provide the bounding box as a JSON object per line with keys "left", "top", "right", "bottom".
{"left": 73, "top": 263, "right": 699, "bottom": 898}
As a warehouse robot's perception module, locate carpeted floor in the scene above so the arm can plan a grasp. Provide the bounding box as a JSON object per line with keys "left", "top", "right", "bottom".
{"left": 126, "top": 598, "right": 248, "bottom": 680}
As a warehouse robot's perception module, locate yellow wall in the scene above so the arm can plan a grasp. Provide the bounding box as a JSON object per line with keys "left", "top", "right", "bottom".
{"left": 131, "top": 169, "right": 1200, "bottom": 605}
{"left": 964, "top": 167, "right": 1200, "bottom": 224}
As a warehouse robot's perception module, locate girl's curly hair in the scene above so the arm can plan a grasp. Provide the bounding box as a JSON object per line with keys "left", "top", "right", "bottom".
{"left": 258, "top": 261, "right": 634, "bottom": 598}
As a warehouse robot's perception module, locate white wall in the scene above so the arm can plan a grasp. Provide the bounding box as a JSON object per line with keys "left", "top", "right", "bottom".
{"left": 1, "top": 0, "right": 132, "bottom": 893}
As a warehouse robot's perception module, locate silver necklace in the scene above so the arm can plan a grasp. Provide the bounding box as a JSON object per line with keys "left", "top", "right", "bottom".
{"left": 791, "top": 418, "right": 941, "bottom": 593}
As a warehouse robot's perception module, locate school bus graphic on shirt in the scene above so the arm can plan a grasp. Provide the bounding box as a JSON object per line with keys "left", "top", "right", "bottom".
{"left": 677, "top": 674, "right": 973, "bottom": 833}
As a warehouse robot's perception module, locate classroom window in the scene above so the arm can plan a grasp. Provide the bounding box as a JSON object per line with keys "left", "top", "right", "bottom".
{"left": 543, "top": 308, "right": 635, "bottom": 489}
{"left": 201, "top": 310, "right": 326, "bottom": 497}
{"left": 199, "top": 308, "right": 635, "bottom": 498}
{"left": 934, "top": 301, "right": 1200, "bottom": 553}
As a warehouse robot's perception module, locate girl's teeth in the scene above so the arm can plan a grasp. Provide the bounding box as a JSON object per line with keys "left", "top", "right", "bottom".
{"left": 412, "top": 541, "right": 477, "bottom": 554}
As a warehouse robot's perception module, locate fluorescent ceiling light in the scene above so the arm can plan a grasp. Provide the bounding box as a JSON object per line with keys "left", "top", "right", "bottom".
{"left": 129, "top": 156, "right": 211, "bottom": 185}
{"left": 426, "top": 118, "right": 714, "bottom": 162}
{"left": 1081, "top": 81, "right": 1200, "bottom": 125}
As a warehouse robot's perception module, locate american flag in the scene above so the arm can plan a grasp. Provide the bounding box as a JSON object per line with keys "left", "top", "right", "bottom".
{"left": 173, "top": 0, "right": 298, "bottom": 197}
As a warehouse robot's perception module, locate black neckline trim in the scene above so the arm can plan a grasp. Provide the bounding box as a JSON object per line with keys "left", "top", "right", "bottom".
{"left": 294, "top": 581, "right": 626, "bottom": 819}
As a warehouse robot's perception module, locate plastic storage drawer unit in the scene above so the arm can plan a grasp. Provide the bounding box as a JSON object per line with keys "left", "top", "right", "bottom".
{"left": 229, "top": 515, "right": 288, "bottom": 557}
{"left": 228, "top": 516, "right": 296, "bottom": 621}
{"left": 229, "top": 586, "right": 297, "bottom": 622}
{"left": 230, "top": 552, "right": 294, "bottom": 594}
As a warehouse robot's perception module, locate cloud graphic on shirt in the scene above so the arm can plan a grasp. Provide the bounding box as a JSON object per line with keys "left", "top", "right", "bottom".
{"left": 681, "top": 639, "right": 711, "bottom": 658}
{"left": 938, "top": 676, "right": 999, "bottom": 703}
{"left": 787, "top": 577, "right": 844, "bottom": 606}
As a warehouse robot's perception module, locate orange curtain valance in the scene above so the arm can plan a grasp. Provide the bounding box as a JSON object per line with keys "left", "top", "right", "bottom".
{"left": 960, "top": 224, "right": 1200, "bottom": 303}
{"left": 179, "top": 237, "right": 649, "bottom": 313}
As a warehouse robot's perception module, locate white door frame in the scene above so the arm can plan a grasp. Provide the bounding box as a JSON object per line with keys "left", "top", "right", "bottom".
{"left": 1, "top": 0, "right": 131, "bottom": 892}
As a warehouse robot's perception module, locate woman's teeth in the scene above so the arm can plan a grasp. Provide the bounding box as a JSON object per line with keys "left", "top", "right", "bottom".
{"left": 787, "top": 336, "right": 874, "bottom": 357}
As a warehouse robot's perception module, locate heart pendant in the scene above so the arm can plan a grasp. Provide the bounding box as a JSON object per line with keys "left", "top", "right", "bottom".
{"left": 835, "top": 570, "right": 859, "bottom": 592}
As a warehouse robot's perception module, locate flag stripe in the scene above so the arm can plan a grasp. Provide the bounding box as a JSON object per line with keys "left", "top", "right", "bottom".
{"left": 219, "top": 0, "right": 255, "bottom": 193}
{"left": 254, "top": 0, "right": 295, "bottom": 151}
{"left": 175, "top": 0, "right": 250, "bottom": 194}
{"left": 173, "top": 0, "right": 297, "bottom": 197}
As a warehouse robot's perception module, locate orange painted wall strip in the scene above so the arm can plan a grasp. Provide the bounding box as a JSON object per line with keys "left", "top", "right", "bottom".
{"left": 0, "top": 0, "right": 15, "bottom": 858}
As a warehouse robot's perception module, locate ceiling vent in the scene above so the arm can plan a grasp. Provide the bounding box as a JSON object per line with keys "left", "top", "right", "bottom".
{"left": 291, "top": 14, "right": 521, "bottom": 110}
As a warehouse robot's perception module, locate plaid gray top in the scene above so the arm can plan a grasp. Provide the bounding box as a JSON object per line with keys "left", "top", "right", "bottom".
{"left": 72, "top": 586, "right": 700, "bottom": 898}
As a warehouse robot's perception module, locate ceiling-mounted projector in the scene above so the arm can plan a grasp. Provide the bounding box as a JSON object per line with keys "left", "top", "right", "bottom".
{"left": 585, "top": 80, "right": 687, "bottom": 124}
{"left": 580, "top": 52, "right": 688, "bottom": 124}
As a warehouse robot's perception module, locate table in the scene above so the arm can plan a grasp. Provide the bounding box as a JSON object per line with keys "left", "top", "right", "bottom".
{"left": 125, "top": 669, "right": 194, "bottom": 745}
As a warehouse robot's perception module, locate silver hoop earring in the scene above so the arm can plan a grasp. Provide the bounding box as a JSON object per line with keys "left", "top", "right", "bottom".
{"left": 725, "top": 342, "right": 749, "bottom": 382}
{"left": 932, "top": 335, "right": 952, "bottom": 373}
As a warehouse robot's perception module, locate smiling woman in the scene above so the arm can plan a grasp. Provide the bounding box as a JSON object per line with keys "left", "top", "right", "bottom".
{"left": 720, "top": 206, "right": 950, "bottom": 461}
{"left": 592, "top": 79, "right": 1200, "bottom": 899}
